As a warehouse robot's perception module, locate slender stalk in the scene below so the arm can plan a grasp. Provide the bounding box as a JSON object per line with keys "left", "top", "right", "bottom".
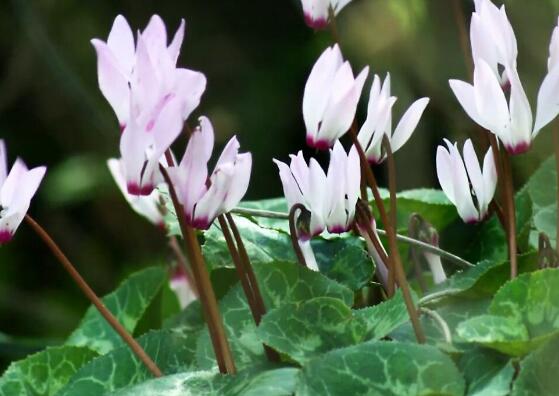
{"left": 554, "top": 124, "right": 559, "bottom": 254}
{"left": 288, "top": 203, "right": 308, "bottom": 267}
{"left": 225, "top": 214, "right": 280, "bottom": 362}
{"left": 168, "top": 235, "right": 198, "bottom": 297}
{"left": 420, "top": 307, "right": 452, "bottom": 344}
{"left": 159, "top": 166, "right": 236, "bottom": 374}
{"left": 218, "top": 216, "right": 259, "bottom": 318}
{"left": 356, "top": 206, "right": 425, "bottom": 342}
{"left": 24, "top": 215, "right": 163, "bottom": 377}
{"left": 348, "top": 128, "right": 396, "bottom": 295}
{"left": 232, "top": 206, "right": 473, "bottom": 268}
{"left": 501, "top": 150, "right": 518, "bottom": 279}
{"left": 382, "top": 136, "right": 426, "bottom": 343}
{"left": 488, "top": 134, "right": 508, "bottom": 232}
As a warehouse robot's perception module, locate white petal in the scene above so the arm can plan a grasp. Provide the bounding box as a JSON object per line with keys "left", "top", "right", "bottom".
{"left": 1, "top": 159, "right": 28, "bottom": 208}
{"left": 449, "top": 143, "right": 479, "bottom": 222}
{"left": 222, "top": 152, "right": 252, "bottom": 211}
{"left": 303, "top": 45, "right": 343, "bottom": 143}
{"left": 507, "top": 67, "right": 533, "bottom": 152}
{"left": 106, "top": 15, "right": 135, "bottom": 75}
{"left": 274, "top": 159, "right": 304, "bottom": 208}
{"left": 0, "top": 140, "right": 7, "bottom": 188}
{"left": 308, "top": 158, "right": 327, "bottom": 235}
{"left": 481, "top": 147, "right": 498, "bottom": 218}
{"left": 449, "top": 79, "right": 488, "bottom": 130}
{"left": 533, "top": 64, "right": 559, "bottom": 137}
{"left": 390, "top": 97, "right": 429, "bottom": 153}
{"left": 436, "top": 145, "right": 456, "bottom": 205}
{"left": 173, "top": 68, "right": 207, "bottom": 121}
{"left": 168, "top": 19, "right": 185, "bottom": 65}
{"left": 462, "top": 139, "right": 485, "bottom": 215}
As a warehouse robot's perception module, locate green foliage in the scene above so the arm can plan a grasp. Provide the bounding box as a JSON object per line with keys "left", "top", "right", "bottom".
{"left": 0, "top": 346, "right": 98, "bottom": 396}
{"left": 57, "top": 330, "right": 198, "bottom": 396}
{"left": 107, "top": 367, "right": 300, "bottom": 396}
{"left": 458, "top": 269, "right": 559, "bottom": 356}
{"left": 195, "top": 261, "right": 353, "bottom": 371}
{"left": 65, "top": 266, "right": 167, "bottom": 354}
{"left": 511, "top": 336, "right": 559, "bottom": 396}
{"left": 458, "top": 347, "right": 514, "bottom": 396}
{"left": 257, "top": 297, "right": 366, "bottom": 364}
{"left": 297, "top": 341, "right": 465, "bottom": 396}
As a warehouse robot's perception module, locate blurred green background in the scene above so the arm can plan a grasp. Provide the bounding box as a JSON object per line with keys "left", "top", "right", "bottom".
{"left": 0, "top": 0, "right": 558, "bottom": 369}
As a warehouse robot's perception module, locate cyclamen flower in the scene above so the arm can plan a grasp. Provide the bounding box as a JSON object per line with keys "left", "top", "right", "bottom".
{"left": 436, "top": 139, "right": 497, "bottom": 224}
{"left": 300, "top": 0, "right": 352, "bottom": 30}
{"left": 303, "top": 45, "right": 368, "bottom": 150}
{"left": 450, "top": 59, "right": 559, "bottom": 154}
{"left": 107, "top": 159, "right": 164, "bottom": 227}
{"left": 0, "top": 140, "right": 46, "bottom": 244}
{"left": 169, "top": 266, "right": 197, "bottom": 309}
{"left": 91, "top": 14, "right": 206, "bottom": 130}
{"left": 357, "top": 73, "right": 429, "bottom": 164}
{"left": 168, "top": 117, "right": 252, "bottom": 230}
{"left": 274, "top": 141, "right": 360, "bottom": 239}
{"left": 471, "top": 0, "right": 517, "bottom": 86}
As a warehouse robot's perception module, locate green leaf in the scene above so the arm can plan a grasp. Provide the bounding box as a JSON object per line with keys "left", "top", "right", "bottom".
{"left": 107, "top": 367, "right": 299, "bottom": 396}
{"left": 257, "top": 297, "right": 366, "bottom": 364}
{"left": 238, "top": 197, "right": 290, "bottom": 232}
{"left": 0, "top": 346, "right": 98, "bottom": 396}
{"left": 353, "top": 289, "right": 414, "bottom": 340}
{"left": 196, "top": 261, "right": 353, "bottom": 370}
{"left": 202, "top": 216, "right": 296, "bottom": 271}
{"left": 459, "top": 347, "right": 514, "bottom": 396}
{"left": 312, "top": 236, "right": 374, "bottom": 290}
{"left": 457, "top": 269, "right": 559, "bottom": 356}
{"left": 65, "top": 266, "right": 167, "bottom": 354}
{"left": 57, "top": 329, "right": 198, "bottom": 396}
{"left": 511, "top": 335, "right": 559, "bottom": 396}
{"left": 532, "top": 204, "right": 556, "bottom": 247}
{"left": 297, "top": 340, "right": 465, "bottom": 396}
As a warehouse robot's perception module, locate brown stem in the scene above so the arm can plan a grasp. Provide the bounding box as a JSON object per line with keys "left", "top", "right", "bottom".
{"left": 159, "top": 165, "right": 236, "bottom": 374}
{"left": 168, "top": 236, "right": 198, "bottom": 297}
{"left": 489, "top": 201, "right": 507, "bottom": 232}
{"left": 356, "top": 206, "right": 425, "bottom": 342}
{"left": 451, "top": 0, "right": 473, "bottom": 77}
{"left": 288, "top": 203, "right": 308, "bottom": 267}
{"left": 501, "top": 150, "right": 517, "bottom": 279}
{"left": 382, "top": 136, "right": 426, "bottom": 343}
{"left": 554, "top": 124, "right": 559, "bottom": 254}
{"left": 225, "top": 214, "right": 280, "bottom": 362}
{"left": 348, "top": 127, "right": 396, "bottom": 295}
{"left": 217, "top": 215, "right": 259, "bottom": 317}
{"left": 488, "top": 134, "right": 508, "bottom": 232}
{"left": 24, "top": 215, "right": 163, "bottom": 377}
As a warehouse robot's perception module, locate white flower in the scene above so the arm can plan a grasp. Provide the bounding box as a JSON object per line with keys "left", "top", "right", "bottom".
{"left": 436, "top": 139, "right": 497, "bottom": 223}
{"left": 107, "top": 159, "right": 164, "bottom": 226}
{"left": 168, "top": 117, "right": 252, "bottom": 230}
{"left": 274, "top": 141, "right": 360, "bottom": 238}
{"left": 0, "top": 140, "right": 46, "bottom": 244}
{"left": 300, "top": 0, "right": 352, "bottom": 30}
{"left": 357, "top": 73, "right": 429, "bottom": 164}
{"left": 303, "top": 45, "right": 368, "bottom": 150}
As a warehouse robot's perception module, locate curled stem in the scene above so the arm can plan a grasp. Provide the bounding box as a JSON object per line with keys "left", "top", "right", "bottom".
{"left": 288, "top": 203, "right": 308, "bottom": 268}
{"left": 349, "top": 127, "right": 396, "bottom": 296}
{"left": 160, "top": 165, "right": 236, "bottom": 374}
{"left": 25, "top": 215, "right": 163, "bottom": 377}
{"left": 420, "top": 307, "right": 452, "bottom": 344}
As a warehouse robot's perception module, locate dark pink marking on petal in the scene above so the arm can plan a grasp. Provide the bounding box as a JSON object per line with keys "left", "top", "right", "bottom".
{"left": 127, "top": 182, "right": 154, "bottom": 196}
{"left": 120, "top": 123, "right": 126, "bottom": 134}
{"left": 304, "top": 14, "right": 328, "bottom": 30}
{"left": 0, "top": 230, "right": 12, "bottom": 245}
{"left": 191, "top": 217, "right": 211, "bottom": 230}
{"left": 505, "top": 141, "right": 531, "bottom": 155}
{"left": 313, "top": 139, "right": 331, "bottom": 151}
{"left": 328, "top": 225, "right": 347, "bottom": 234}
{"left": 306, "top": 135, "right": 316, "bottom": 148}
{"left": 146, "top": 119, "right": 155, "bottom": 132}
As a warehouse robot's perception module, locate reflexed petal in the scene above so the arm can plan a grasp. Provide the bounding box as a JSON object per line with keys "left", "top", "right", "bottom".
{"left": 142, "top": 14, "right": 168, "bottom": 59}
{"left": 448, "top": 143, "right": 479, "bottom": 222}
{"left": 222, "top": 152, "right": 252, "bottom": 211}
{"left": 273, "top": 159, "right": 304, "bottom": 208}
{"left": 462, "top": 139, "right": 485, "bottom": 214}
{"left": 449, "top": 79, "right": 488, "bottom": 130}
{"left": 106, "top": 15, "right": 135, "bottom": 75}
{"left": 482, "top": 147, "right": 498, "bottom": 217}
{"left": 303, "top": 45, "right": 343, "bottom": 143}
{"left": 470, "top": 13, "right": 499, "bottom": 76}
{"left": 168, "top": 19, "right": 185, "bottom": 65}
{"left": 290, "top": 151, "right": 311, "bottom": 198}
{"left": 507, "top": 67, "right": 533, "bottom": 151}
{"left": 333, "top": 0, "right": 353, "bottom": 14}
{"left": 173, "top": 68, "right": 207, "bottom": 120}
{"left": 216, "top": 136, "right": 241, "bottom": 167}
{"left": 1, "top": 159, "right": 28, "bottom": 208}
{"left": 0, "top": 140, "right": 6, "bottom": 188}
{"left": 473, "top": 60, "right": 510, "bottom": 139}
{"left": 436, "top": 145, "right": 456, "bottom": 205}
{"left": 533, "top": 64, "right": 559, "bottom": 137}
{"left": 301, "top": 0, "right": 330, "bottom": 28}
{"left": 345, "top": 145, "right": 361, "bottom": 224}
{"left": 319, "top": 65, "right": 369, "bottom": 145}
{"left": 91, "top": 39, "right": 130, "bottom": 125}
{"left": 308, "top": 158, "right": 327, "bottom": 235}
{"left": 390, "top": 97, "right": 429, "bottom": 153}
{"left": 193, "top": 164, "right": 235, "bottom": 228}
{"left": 548, "top": 19, "right": 559, "bottom": 71}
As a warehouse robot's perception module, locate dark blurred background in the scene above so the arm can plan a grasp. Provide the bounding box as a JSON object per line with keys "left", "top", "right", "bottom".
{"left": 0, "top": 0, "right": 558, "bottom": 368}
